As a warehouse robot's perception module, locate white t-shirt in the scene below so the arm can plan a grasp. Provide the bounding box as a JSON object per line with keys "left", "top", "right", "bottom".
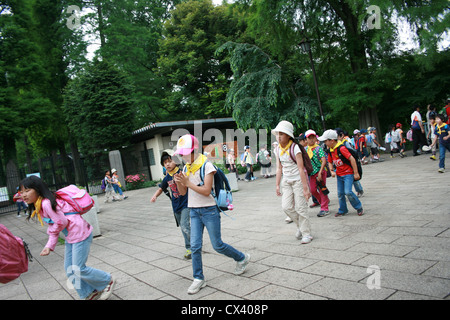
{"left": 186, "top": 161, "right": 217, "bottom": 208}
{"left": 277, "top": 144, "right": 301, "bottom": 181}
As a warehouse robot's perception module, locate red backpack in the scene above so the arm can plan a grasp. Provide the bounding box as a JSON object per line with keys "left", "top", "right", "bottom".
{"left": 0, "top": 224, "right": 33, "bottom": 284}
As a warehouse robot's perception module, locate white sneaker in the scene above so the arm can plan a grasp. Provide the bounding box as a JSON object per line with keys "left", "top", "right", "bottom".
{"left": 438, "top": 168, "right": 445, "bottom": 173}
{"left": 234, "top": 253, "right": 250, "bottom": 275}
{"left": 301, "top": 235, "right": 313, "bottom": 244}
{"left": 285, "top": 216, "right": 293, "bottom": 224}
{"left": 295, "top": 229, "right": 302, "bottom": 240}
{"left": 187, "top": 279, "right": 206, "bottom": 295}
{"left": 98, "top": 276, "right": 115, "bottom": 300}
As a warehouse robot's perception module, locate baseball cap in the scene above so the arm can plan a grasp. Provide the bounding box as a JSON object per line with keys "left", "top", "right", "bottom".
{"left": 318, "top": 129, "right": 338, "bottom": 141}
{"left": 304, "top": 129, "right": 316, "bottom": 138}
{"left": 174, "top": 134, "right": 199, "bottom": 156}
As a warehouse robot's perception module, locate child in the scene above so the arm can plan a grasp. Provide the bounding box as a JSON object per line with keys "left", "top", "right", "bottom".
{"left": 395, "top": 123, "right": 406, "bottom": 158}
{"left": 151, "top": 152, "right": 191, "bottom": 259}
{"left": 272, "top": 121, "right": 312, "bottom": 244}
{"left": 427, "top": 114, "right": 437, "bottom": 160}
{"left": 173, "top": 134, "right": 250, "bottom": 295}
{"left": 305, "top": 130, "right": 330, "bottom": 217}
{"left": 257, "top": 145, "right": 272, "bottom": 178}
{"left": 368, "top": 127, "right": 381, "bottom": 162}
{"left": 319, "top": 129, "right": 364, "bottom": 217}
{"left": 13, "top": 187, "right": 28, "bottom": 218}
{"left": 242, "top": 146, "right": 256, "bottom": 181}
{"left": 20, "top": 175, "right": 114, "bottom": 300}
{"left": 111, "top": 169, "right": 128, "bottom": 200}
{"left": 359, "top": 129, "right": 369, "bottom": 164}
{"left": 429, "top": 114, "right": 450, "bottom": 173}
{"left": 103, "top": 170, "right": 121, "bottom": 203}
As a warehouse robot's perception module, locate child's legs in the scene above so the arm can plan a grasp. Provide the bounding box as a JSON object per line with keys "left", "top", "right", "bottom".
{"left": 281, "top": 179, "right": 299, "bottom": 226}
{"left": 190, "top": 208, "right": 205, "bottom": 280}
{"left": 291, "top": 180, "right": 311, "bottom": 236}
{"left": 179, "top": 207, "right": 191, "bottom": 250}
{"left": 310, "top": 173, "right": 328, "bottom": 211}
{"left": 343, "top": 174, "right": 362, "bottom": 210}
{"left": 336, "top": 175, "right": 348, "bottom": 213}
{"left": 353, "top": 180, "right": 363, "bottom": 194}
{"left": 439, "top": 143, "right": 450, "bottom": 169}
{"left": 202, "top": 206, "right": 244, "bottom": 261}
{"left": 64, "top": 233, "right": 111, "bottom": 299}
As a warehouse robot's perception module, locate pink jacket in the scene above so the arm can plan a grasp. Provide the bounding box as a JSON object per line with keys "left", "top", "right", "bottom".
{"left": 41, "top": 198, "right": 92, "bottom": 251}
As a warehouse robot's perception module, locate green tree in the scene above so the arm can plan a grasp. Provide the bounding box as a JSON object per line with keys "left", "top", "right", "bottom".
{"left": 156, "top": 0, "right": 247, "bottom": 120}
{"left": 63, "top": 59, "right": 137, "bottom": 154}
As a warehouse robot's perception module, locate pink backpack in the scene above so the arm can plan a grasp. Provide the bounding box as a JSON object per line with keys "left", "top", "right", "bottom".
{"left": 55, "top": 185, "right": 94, "bottom": 215}
{"left": 0, "top": 224, "right": 33, "bottom": 284}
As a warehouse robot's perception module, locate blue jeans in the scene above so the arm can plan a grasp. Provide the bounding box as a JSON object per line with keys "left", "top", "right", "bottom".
{"left": 174, "top": 207, "right": 191, "bottom": 250}
{"left": 353, "top": 180, "right": 363, "bottom": 194}
{"left": 64, "top": 232, "right": 111, "bottom": 299}
{"left": 190, "top": 206, "right": 245, "bottom": 280}
{"left": 113, "top": 184, "right": 123, "bottom": 196}
{"left": 439, "top": 143, "right": 450, "bottom": 169}
{"left": 337, "top": 174, "right": 362, "bottom": 213}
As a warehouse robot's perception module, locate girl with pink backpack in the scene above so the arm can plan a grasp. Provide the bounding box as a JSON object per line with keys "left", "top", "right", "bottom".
{"left": 19, "top": 175, "right": 115, "bottom": 300}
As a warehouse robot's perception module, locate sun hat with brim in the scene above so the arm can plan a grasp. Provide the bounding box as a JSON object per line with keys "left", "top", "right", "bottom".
{"left": 174, "top": 134, "right": 199, "bottom": 156}
{"left": 318, "top": 129, "right": 338, "bottom": 141}
{"left": 271, "top": 121, "right": 295, "bottom": 139}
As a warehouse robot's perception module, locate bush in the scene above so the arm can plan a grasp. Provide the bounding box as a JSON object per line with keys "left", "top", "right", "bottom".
{"left": 125, "top": 173, "right": 147, "bottom": 189}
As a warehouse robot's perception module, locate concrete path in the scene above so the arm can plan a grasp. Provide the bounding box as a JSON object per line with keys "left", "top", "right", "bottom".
{"left": 1, "top": 151, "right": 449, "bottom": 301}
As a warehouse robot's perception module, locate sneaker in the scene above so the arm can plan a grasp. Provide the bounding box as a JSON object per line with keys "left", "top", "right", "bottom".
{"left": 285, "top": 216, "right": 293, "bottom": 224}
{"left": 301, "top": 235, "right": 313, "bottom": 244}
{"left": 309, "top": 203, "right": 320, "bottom": 208}
{"left": 98, "top": 276, "right": 115, "bottom": 300}
{"left": 357, "top": 208, "right": 364, "bottom": 216}
{"left": 184, "top": 249, "right": 192, "bottom": 259}
{"left": 85, "top": 290, "right": 101, "bottom": 300}
{"left": 438, "top": 168, "right": 445, "bottom": 173}
{"left": 17, "top": 214, "right": 21, "bottom": 218}
{"left": 234, "top": 253, "right": 250, "bottom": 275}
{"left": 430, "top": 155, "right": 436, "bottom": 160}
{"left": 335, "top": 211, "right": 348, "bottom": 217}
{"left": 187, "top": 279, "right": 206, "bottom": 295}
{"left": 295, "top": 229, "right": 302, "bottom": 240}
{"left": 317, "top": 210, "right": 329, "bottom": 217}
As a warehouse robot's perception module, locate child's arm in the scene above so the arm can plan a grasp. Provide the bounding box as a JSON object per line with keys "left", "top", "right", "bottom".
{"left": 174, "top": 171, "right": 215, "bottom": 197}
{"left": 348, "top": 155, "right": 360, "bottom": 181}
{"left": 151, "top": 188, "right": 163, "bottom": 202}
{"left": 275, "top": 156, "right": 282, "bottom": 196}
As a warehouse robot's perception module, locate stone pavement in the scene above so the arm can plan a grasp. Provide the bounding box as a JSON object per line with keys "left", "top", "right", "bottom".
{"left": 1, "top": 150, "right": 449, "bottom": 301}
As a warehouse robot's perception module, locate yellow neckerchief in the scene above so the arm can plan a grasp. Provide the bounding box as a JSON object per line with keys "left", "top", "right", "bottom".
{"left": 185, "top": 154, "right": 208, "bottom": 176}
{"left": 31, "top": 196, "right": 44, "bottom": 226}
{"left": 437, "top": 123, "right": 446, "bottom": 135}
{"left": 167, "top": 166, "right": 179, "bottom": 177}
{"left": 279, "top": 140, "right": 293, "bottom": 157}
{"left": 330, "top": 140, "right": 344, "bottom": 153}
{"left": 307, "top": 144, "right": 319, "bottom": 159}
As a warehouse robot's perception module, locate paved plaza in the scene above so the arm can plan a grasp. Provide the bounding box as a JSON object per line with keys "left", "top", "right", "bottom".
{"left": 1, "top": 150, "right": 449, "bottom": 301}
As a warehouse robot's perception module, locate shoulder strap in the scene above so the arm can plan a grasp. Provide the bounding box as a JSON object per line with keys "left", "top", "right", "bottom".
{"left": 289, "top": 142, "right": 297, "bottom": 163}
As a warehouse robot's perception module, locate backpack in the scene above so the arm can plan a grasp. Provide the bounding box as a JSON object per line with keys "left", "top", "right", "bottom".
{"left": 101, "top": 178, "right": 106, "bottom": 191}
{"left": 55, "top": 185, "right": 95, "bottom": 215}
{"left": 286, "top": 142, "right": 313, "bottom": 175}
{"left": 406, "top": 129, "right": 413, "bottom": 141}
{"left": 335, "top": 145, "right": 363, "bottom": 180}
{"left": 0, "top": 224, "right": 33, "bottom": 284}
{"left": 198, "top": 161, "right": 233, "bottom": 214}
{"left": 384, "top": 132, "right": 391, "bottom": 144}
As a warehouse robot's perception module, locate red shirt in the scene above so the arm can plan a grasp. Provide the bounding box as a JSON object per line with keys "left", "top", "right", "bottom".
{"left": 328, "top": 145, "right": 354, "bottom": 176}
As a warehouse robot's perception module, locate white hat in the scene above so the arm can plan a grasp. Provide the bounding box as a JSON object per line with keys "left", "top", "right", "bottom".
{"left": 305, "top": 129, "right": 316, "bottom": 138}
{"left": 353, "top": 129, "right": 360, "bottom": 135}
{"left": 111, "top": 168, "right": 117, "bottom": 173}
{"left": 318, "top": 129, "right": 338, "bottom": 141}
{"left": 272, "top": 121, "right": 295, "bottom": 139}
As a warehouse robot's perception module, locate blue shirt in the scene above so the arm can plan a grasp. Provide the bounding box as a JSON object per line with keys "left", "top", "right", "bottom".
{"left": 160, "top": 168, "right": 188, "bottom": 213}
{"left": 436, "top": 124, "right": 450, "bottom": 146}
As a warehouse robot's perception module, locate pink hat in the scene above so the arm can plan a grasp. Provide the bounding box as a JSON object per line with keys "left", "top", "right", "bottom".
{"left": 174, "top": 134, "right": 199, "bottom": 156}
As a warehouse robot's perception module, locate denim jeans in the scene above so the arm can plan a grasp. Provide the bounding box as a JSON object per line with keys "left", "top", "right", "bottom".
{"left": 439, "top": 143, "right": 450, "bottom": 169}
{"left": 190, "top": 206, "right": 245, "bottom": 280}
{"left": 174, "top": 207, "right": 191, "bottom": 250}
{"left": 64, "top": 232, "right": 111, "bottom": 299}
{"left": 113, "top": 184, "right": 123, "bottom": 196}
{"left": 353, "top": 180, "right": 363, "bottom": 194}
{"left": 336, "top": 174, "right": 362, "bottom": 213}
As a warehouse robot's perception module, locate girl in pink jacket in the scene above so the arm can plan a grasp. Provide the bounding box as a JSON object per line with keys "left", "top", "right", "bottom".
{"left": 20, "top": 175, "right": 114, "bottom": 300}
